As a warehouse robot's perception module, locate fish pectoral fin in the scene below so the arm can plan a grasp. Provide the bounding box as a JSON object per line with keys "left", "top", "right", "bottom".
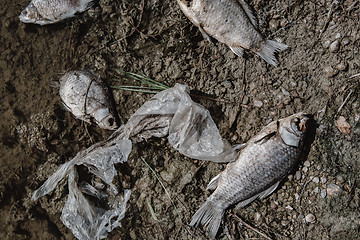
{"left": 237, "top": 0, "right": 258, "bottom": 28}
{"left": 258, "top": 181, "right": 280, "bottom": 199}
{"left": 235, "top": 181, "right": 280, "bottom": 209}
{"left": 229, "top": 46, "right": 245, "bottom": 57}
{"left": 85, "top": 1, "right": 96, "bottom": 11}
{"left": 199, "top": 27, "right": 214, "bottom": 43}
{"left": 206, "top": 174, "right": 220, "bottom": 190}
{"left": 235, "top": 194, "right": 259, "bottom": 209}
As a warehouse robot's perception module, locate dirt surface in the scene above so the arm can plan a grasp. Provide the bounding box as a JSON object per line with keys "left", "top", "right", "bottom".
{"left": 1, "top": 0, "right": 359, "bottom": 239}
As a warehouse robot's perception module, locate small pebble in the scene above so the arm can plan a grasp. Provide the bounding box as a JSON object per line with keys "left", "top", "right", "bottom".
{"left": 321, "top": 189, "right": 327, "bottom": 198}
{"left": 355, "top": 114, "right": 360, "bottom": 122}
{"left": 335, "top": 33, "right": 341, "bottom": 39}
{"left": 320, "top": 177, "right": 327, "bottom": 184}
{"left": 305, "top": 214, "right": 316, "bottom": 223}
{"left": 323, "top": 40, "right": 331, "bottom": 48}
{"left": 304, "top": 161, "right": 311, "bottom": 167}
{"left": 302, "top": 166, "right": 308, "bottom": 173}
{"left": 336, "top": 175, "right": 345, "bottom": 184}
{"left": 342, "top": 37, "right": 350, "bottom": 45}
{"left": 254, "top": 212, "right": 261, "bottom": 221}
{"left": 253, "top": 98, "right": 264, "bottom": 108}
{"left": 329, "top": 40, "right": 340, "bottom": 52}
{"left": 295, "top": 193, "right": 300, "bottom": 201}
{"left": 269, "top": 19, "right": 279, "bottom": 31}
{"left": 312, "top": 177, "right": 320, "bottom": 183}
{"left": 231, "top": 134, "right": 238, "bottom": 142}
{"left": 324, "top": 65, "right": 338, "bottom": 77}
{"left": 295, "top": 171, "right": 302, "bottom": 180}
{"left": 313, "top": 187, "right": 319, "bottom": 193}
{"left": 336, "top": 62, "right": 347, "bottom": 71}
{"left": 280, "top": 19, "right": 287, "bottom": 27}
{"left": 285, "top": 205, "right": 294, "bottom": 210}
{"left": 327, "top": 183, "right": 342, "bottom": 196}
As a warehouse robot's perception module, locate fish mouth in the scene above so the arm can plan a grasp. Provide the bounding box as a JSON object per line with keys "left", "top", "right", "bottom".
{"left": 292, "top": 114, "right": 310, "bottom": 134}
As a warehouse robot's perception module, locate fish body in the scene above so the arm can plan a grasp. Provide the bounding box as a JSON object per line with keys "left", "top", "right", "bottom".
{"left": 19, "top": 0, "right": 95, "bottom": 25}
{"left": 176, "top": 0, "right": 288, "bottom": 66}
{"left": 190, "top": 113, "right": 310, "bottom": 238}
{"left": 59, "top": 70, "right": 119, "bottom": 130}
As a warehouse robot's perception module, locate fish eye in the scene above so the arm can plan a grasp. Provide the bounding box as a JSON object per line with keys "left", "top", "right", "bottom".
{"left": 21, "top": 10, "right": 27, "bottom": 15}
{"left": 107, "top": 117, "right": 115, "bottom": 126}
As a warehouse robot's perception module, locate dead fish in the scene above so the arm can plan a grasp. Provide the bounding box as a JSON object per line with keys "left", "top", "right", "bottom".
{"left": 59, "top": 70, "right": 119, "bottom": 130}
{"left": 176, "top": 0, "right": 288, "bottom": 66}
{"left": 19, "top": 0, "right": 95, "bottom": 25}
{"left": 190, "top": 113, "right": 310, "bottom": 238}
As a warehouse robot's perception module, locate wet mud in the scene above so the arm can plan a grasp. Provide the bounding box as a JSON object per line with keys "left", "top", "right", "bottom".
{"left": 0, "top": 0, "right": 359, "bottom": 239}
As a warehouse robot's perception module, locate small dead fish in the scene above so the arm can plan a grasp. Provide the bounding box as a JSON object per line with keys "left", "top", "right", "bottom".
{"left": 19, "top": 0, "right": 95, "bottom": 25}
{"left": 59, "top": 70, "right": 119, "bottom": 130}
{"left": 190, "top": 113, "right": 310, "bottom": 238}
{"left": 177, "top": 0, "right": 288, "bottom": 66}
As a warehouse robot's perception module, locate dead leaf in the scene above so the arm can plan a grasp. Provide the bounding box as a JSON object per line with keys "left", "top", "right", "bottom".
{"left": 337, "top": 116, "right": 351, "bottom": 134}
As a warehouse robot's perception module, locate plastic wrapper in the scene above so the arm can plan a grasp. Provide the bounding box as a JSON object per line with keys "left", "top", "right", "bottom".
{"left": 32, "top": 84, "right": 236, "bottom": 240}
{"left": 32, "top": 139, "right": 132, "bottom": 240}
{"left": 112, "top": 84, "right": 237, "bottom": 162}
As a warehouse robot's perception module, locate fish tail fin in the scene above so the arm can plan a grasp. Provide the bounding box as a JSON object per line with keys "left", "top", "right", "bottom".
{"left": 256, "top": 39, "right": 288, "bottom": 66}
{"left": 190, "top": 200, "right": 224, "bottom": 238}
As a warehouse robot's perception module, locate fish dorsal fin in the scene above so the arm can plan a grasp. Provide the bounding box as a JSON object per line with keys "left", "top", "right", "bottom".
{"left": 253, "top": 131, "right": 276, "bottom": 144}
{"left": 206, "top": 173, "right": 220, "bottom": 190}
{"left": 237, "top": 0, "right": 258, "bottom": 28}
{"left": 235, "top": 181, "right": 280, "bottom": 209}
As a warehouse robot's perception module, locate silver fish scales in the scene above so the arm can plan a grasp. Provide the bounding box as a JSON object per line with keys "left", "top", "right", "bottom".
{"left": 59, "top": 70, "right": 119, "bottom": 130}
{"left": 190, "top": 113, "right": 310, "bottom": 238}
{"left": 177, "top": 0, "right": 288, "bottom": 66}
{"left": 19, "top": 0, "right": 95, "bottom": 25}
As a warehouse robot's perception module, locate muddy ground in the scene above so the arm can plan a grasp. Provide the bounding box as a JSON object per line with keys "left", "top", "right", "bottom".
{"left": 0, "top": 0, "right": 359, "bottom": 239}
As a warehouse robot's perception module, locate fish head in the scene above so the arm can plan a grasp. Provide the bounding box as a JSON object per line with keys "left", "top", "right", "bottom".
{"left": 19, "top": 3, "right": 53, "bottom": 25}
{"left": 93, "top": 108, "right": 119, "bottom": 130}
{"left": 278, "top": 112, "right": 309, "bottom": 147}
{"left": 19, "top": 3, "right": 41, "bottom": 24}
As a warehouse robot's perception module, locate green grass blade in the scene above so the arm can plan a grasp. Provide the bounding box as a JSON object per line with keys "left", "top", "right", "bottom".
{"left": 146, "top": 200, "right": 159, "bottom": 221}
{"left": 141, "top": 157, "right": 181, "bottom": 219}
{"left": 113, "top": 69, "right": 170, "bottom": 90}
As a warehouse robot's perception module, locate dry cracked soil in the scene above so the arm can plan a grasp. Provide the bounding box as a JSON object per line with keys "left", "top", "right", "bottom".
{"left": 0, "top": 0, "right": 359, "bottom": 239}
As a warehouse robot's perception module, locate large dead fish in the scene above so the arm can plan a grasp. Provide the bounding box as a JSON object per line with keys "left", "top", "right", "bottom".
{"left": 19, "top": 0, "right": 95, "bottom": 25}
{"left": 190, "top": 113, "right": 310, "bottom": 238}
{"left": 59, "top": 70, "right": 119, "bottom": 130}
{"left": 176, "top": 0, "right": 288, "bottom": 66}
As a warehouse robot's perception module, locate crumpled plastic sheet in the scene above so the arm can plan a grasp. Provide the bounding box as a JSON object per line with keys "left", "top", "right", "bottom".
{"left": 32, "top": 84, "right": 237, "bottom": 240}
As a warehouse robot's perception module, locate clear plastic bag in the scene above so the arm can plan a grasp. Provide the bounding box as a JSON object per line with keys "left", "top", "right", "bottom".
{"left": 32, "top": 84, "right": 236, "bottom": 239}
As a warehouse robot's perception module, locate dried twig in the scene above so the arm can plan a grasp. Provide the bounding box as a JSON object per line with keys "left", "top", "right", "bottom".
{"left": 230, "top": 213, "right": 273, "bottom": 240}
{"left": 337, "top": 90, "right": 353, "bottom": 114}
{"left": 350, "top": 73, "right": 360, "bottom": 78}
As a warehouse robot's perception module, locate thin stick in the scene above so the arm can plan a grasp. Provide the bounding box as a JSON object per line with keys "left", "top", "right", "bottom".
{"left": 337, "top": 89, "right": 353, "bottom": 114}
{"left": 231, "top": 213, "right": 273, "bottom": 240}
{"left": 350, "top": 73, "right": 360, "bottom": 78}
